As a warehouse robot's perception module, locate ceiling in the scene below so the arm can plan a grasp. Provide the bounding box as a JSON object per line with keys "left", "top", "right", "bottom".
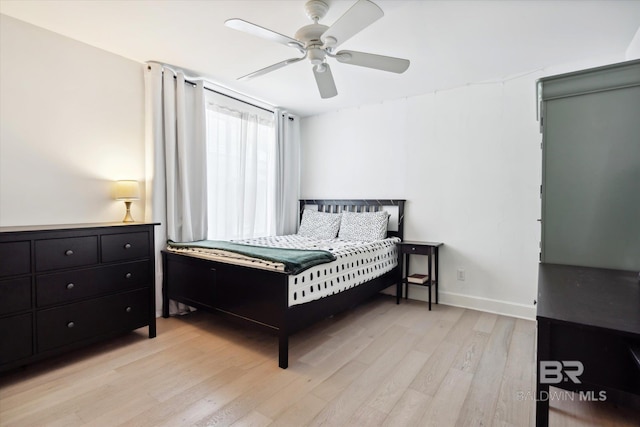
{"left": 1, "top": 0, "right": 639, "bottom": 117}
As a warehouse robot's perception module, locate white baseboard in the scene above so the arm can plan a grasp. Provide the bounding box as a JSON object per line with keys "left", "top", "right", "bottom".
{"left": 161, "top": 287, "right": 536, "bottom": 321}
{"left": 383, "top": 285, "right": 536, "bottom": 320}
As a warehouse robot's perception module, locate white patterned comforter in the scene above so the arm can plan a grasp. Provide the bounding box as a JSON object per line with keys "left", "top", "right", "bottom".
{"left": 166, "top": 235, "right": 399, "bottom": 307}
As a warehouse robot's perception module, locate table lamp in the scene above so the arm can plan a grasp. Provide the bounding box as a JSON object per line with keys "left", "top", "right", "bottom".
{"left": 114, "top": 180, "right": 140, "bottom": 222}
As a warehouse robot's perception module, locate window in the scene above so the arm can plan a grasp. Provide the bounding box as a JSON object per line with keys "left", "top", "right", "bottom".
{"left": 205, "top": 92, "right": 276, "bottom": 240}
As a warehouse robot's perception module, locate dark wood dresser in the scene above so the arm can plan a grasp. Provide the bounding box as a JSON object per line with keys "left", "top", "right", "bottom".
{"left": 0, "top": 222, "right": 158, "bottom": 372}
{"left": 536, "top": 60, "right": 640, "bottom": 425}
{"left": 536, "top": 264, "right": 640, "bottom": 426}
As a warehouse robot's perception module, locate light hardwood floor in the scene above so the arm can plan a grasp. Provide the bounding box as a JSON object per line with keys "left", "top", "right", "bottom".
{"left": 1, "top": 295, "right": 638, "bottom": 426}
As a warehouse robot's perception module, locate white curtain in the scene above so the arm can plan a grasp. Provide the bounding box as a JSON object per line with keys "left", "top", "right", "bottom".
{"left": 144, "top": 62, "right": 208, "bottom": 315}
{"left": 145, "top": 63, "right": 207, "bottom": 242}
{"left": 275, "top": 109, "right": 301, "bottom": 235}
{"left": 144, "top": 62, "right": 299, "bottom": 314}
{"left": 205, "top": 100, "right": 276, "bottom": 240}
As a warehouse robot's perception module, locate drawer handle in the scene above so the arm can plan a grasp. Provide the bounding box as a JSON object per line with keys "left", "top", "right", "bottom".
{"left": 124, "top": 243, "right": 132, "bottom": 249}
{"left": 67, "top": 321, "right": 75, "bottom": 328}
{"left": 125, "top": 306, "right": 132, "bottom": 313}
{"left": 65, "top": 249, "right": 74, "bottom": 256}
{"left": 125, "top": 272, "right": 132, "bottom": 279}
{"left": 66, "top": 283, "right": 75, "bottom": 290}
{"left": 411, "top": 247, "right": 416, "bottom": 251}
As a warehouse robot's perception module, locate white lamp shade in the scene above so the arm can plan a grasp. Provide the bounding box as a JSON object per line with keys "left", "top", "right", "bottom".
{"left": 114, "top": 180, "right": 140, "bottom": 200}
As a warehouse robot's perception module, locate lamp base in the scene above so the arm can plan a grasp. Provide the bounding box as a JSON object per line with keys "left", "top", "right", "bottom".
{"left": 122, "top": 201, "right": 135, "bottom": 223}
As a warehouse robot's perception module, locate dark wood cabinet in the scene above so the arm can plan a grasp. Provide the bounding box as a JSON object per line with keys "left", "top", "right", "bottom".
{"left": 536, "top": 264, "right": 640, "bottom": 426}
{"left": 536, "top": 59, "right": 640, "bottom": 426}
{"left": 0, "top": 223, "right": 158, "bottom": 372}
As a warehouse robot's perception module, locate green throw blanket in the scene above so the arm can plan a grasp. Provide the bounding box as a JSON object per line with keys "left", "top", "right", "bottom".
{"left": 168, "top": 240, "right": 336, "bottom": 274}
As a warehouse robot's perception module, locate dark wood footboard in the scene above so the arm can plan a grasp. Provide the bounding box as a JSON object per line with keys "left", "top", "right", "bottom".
{"left": 162, "top": 251, "right": 288, "bottom": 328}
{"left": 162, "top": 199, "right": 405, "bottom": 368}
{"left": 162, "top": 250, "right": 398, "bottom": 368}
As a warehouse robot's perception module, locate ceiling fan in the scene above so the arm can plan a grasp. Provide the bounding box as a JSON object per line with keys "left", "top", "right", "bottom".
{"left": 225, "top": 0, "right": 410, "bottom": 99}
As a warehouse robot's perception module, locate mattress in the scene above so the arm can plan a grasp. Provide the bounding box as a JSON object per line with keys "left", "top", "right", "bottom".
{"left": 166, "top": 234, "right": 399, "bottom": 307}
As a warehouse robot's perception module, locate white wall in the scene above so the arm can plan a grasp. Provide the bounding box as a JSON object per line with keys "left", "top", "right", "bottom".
{"left": 0, "top": 14, "right": 145, "bottom": 226}
{"left": 626, "top": 25, "right": 640, "bottom": 59}
{"left": 2, "top": 13, "right": 632, "bottom": 319}
{"left": 300, "top": 55, "right": 624, "bottom": 319}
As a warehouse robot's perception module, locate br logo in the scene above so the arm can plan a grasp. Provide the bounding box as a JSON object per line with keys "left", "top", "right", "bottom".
{"left": 540, "top": 361, "right": 584, "bottom": 384}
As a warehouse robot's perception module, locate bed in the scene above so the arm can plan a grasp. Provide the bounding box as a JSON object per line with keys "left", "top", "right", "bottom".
{"left": 161, "top": 199, "right": 405, "bottom": 368}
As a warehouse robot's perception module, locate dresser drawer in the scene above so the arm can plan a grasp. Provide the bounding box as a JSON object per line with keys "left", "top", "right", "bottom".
{"left": 37, "top": 289, "right": 149, "bottom": 352}
{"left": 101, "top": 232, "right": 149, "bottom": 263}
{"left": 0, "top": 277, "right": 31, "bottom": 315}
{"left": 35, "top": 236, "right": 98, "bottom": 272}
{"left": 400, "top": 244, "right": 430, "bottom": 255}
{"left": 36, "top": 260, "right": 150, "bottom": 307}
{"left": 0, "top": 313, "right": 33, "bottom": 365}
{"left": 0, "top": 241, "right": 31, "bottom": 278}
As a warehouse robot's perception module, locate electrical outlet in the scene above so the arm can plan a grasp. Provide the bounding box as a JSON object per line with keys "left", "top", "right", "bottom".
{"left": 456, "top": 269, "right": 466, "bottom": 281}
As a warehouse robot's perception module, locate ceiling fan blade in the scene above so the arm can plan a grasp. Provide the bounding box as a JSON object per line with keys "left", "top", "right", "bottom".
{"left": 225, "top": 18, "right": 304, "bottom": 50}
{"left": 313, "top": 63, "right": 338, "bottom": 99}
{"left": 239, "top": 57, "right": 305, "bottom": 81}
{"left": 321, "top": 0, "right": 383, "bottom": 48}
{"left": 335, "top": 50, "right": 410, "bottom": 73}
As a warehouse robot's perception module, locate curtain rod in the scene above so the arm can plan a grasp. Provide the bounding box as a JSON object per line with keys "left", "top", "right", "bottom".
{"left": 193, "top": 79, "right": 274, "bottom": 114}
{"left": 197, "top": 82, "right": 293, "bottom": 120}
{"left": 190, "top": 80, "right": 294, "bottom": 120}
{"left": 149, "top": 62, "right": 293, "bottom": 117}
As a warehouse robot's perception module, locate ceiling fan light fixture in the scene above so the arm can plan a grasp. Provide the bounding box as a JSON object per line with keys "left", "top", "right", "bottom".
{"left": 307, "top": 46, "right": 326, "bottom": 65}
{"left": 226, "top": 0, "right": 410, "bottom": 98}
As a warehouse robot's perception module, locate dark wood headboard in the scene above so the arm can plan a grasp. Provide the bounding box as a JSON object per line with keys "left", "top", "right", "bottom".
{"left": 299, "top": 199, "right": 405, "bottom": 240}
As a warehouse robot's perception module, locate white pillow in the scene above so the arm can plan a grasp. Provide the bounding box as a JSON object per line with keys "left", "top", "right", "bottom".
{"left": 297, "top": 209, "right": 342, "bottom": 239}
{"left": 338, "top": 211, "right": 389, "bottom": 241}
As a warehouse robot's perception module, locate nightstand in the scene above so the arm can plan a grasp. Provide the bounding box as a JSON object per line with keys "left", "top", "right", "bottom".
{"left": 397, "top": 240, "right": 443, "bottom": 310}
